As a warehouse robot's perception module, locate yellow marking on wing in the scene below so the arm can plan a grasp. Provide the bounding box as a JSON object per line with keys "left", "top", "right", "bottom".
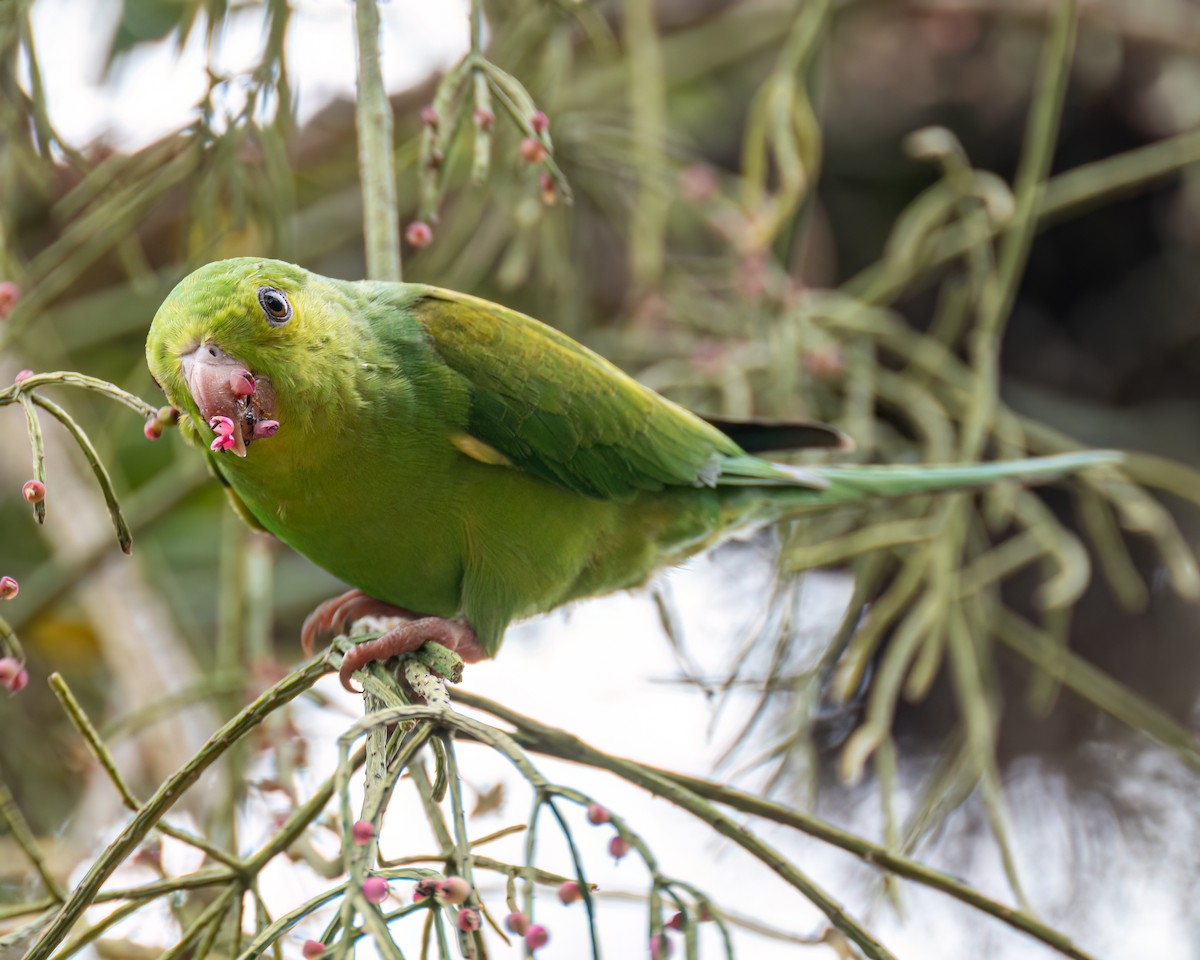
{"left": 451, "top": 432, "right": 514, "bottom": 467}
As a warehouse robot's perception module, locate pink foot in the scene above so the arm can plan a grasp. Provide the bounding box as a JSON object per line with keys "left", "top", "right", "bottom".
{"left": 338, "top": 617, "right": 486, "bottom": 692}
{"left": 301, "top": 589, "right": 418, "bottom": 657}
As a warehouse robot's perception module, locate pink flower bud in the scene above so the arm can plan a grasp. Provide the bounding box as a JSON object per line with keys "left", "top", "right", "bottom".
{"left": 302, "top": 941, "right": 326, "bottom": 959}
{"left": 473, "top": 108, "right": 495, "bottom": 130}
{"left": 144, "top": 418, "right": 163, "bottom": 441}
{"left": 437, "top": 875, "right": 471, "bottom": 905}
{"left": 456, "top": 908, "right": 481, "bottom": 932}
{"left": 524, "top": 925, "right": 549, "bottom": 950}
{"left": 0, "top": 576, "right": 18, "bottom": 600}
{"left": 557, "top": 881, "right": 581, "bottom": 904}
{"left": 406, "top": 221, "right": 433, "bottom": 248}
{"left": 14, "top": 369, "right": 32, "bottom": 384}
{"left": 158, "top": 406, "right": 181, "bottom": 425}
{"left": 252, "top": 419, "right": 280, "bottom": 439}
{"left": 0, "top": 281, "right": 21, "bottom": 319}
{"left": 420, "top": 105, "right": 439, "bottom": 128}
{"left": 586, "top": 803, "right": 610, "bottom": 825}
{"left": 609, "top": 834, "right": 631, "bottom": 861}
{"left": 362, "top": 876, "right": 389, "bottom": 904}
{"left": 666, "top": 912, "right": 684, "bottom": 931}
{"left": 520, "top": 138, "right": 547, "bottom": 164}
{"left": 0, "top": 658, "right": 28, "bottom": 694}
{"left": 22, "top": 480, "right": 45, "bottom": 504}
{"left": 230, "top": 369, "right": 256, "bottom": 397}
{"left": 504, "top": 912, "right": 530, "bottom": 935}
{"left": 650, "top": 933, "right": 672, "bottom": 959}
{"left": 211, "top": 434, "right": 236, "bottom": 452}
{"left": 351, "top": 820, "right": 374, "bottom": 846}
{"left": 530, "top": 111, "right": 549, "bottom": 134}
{"left": 209, "top": 415, "right": 235, "bottom": 435}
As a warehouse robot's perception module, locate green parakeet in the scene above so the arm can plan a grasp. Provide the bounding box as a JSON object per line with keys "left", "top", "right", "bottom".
{"left": 146, "top": 258, "right": 1116, "bottom": 688}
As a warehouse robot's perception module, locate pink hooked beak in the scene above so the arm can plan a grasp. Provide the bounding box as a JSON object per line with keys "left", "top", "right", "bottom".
{"left": 179, "top": 343, "right": 275, "bottom": 458}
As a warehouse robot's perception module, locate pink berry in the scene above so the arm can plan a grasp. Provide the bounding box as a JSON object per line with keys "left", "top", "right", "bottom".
{"left": 362, "top": 876, "right": 389, "bottom": 904}
{"left": 420, "top": 105, "right": 439, "bottom": 128}
{"left": 473, "top": 108, "right": 495, "bottom": 130}
{"left": 144, "top": 419, "right": 163, "bottom": 441}
{"left": 0, "top": 658, "right": 28, "bottom": 694}
{"left": 524, "top": 925, "right": 549, "bottom": 950}
{"left": 229, "top": 369, "right": 256, "bottom": 397}
{"left": 586, "top": 803, "right": 610, "bottom": 825}
{"left": 252, "top": 419, "right": 280, "bottom": 439}
{"left": 650, "top": 933, "right": 672, "bottom": 959}
{"left": 456, "top": 908, "right": 481, "bottom": 932}
{"left": 437, "top": 875, "right": 471, "bottom": 905}
{"left": 406, "top": 221, "right": 433, "bottom": 248}
{"left": 666, "top": 912, "right": 684, "bottom": 931}
{"left": 505, "top": 912, "right": 530, "bottom": 935}
{"left": 519, "top": 137, "right": 546, "bottom": 164}
{"left": 302, "top": 941, "right": 325, "bottom": 959}
{"left": 14, "top": 369, "right": 32, "bottom": 384}
{"left": 0, "top": 281, "right": 21, "bottom": 318}
{"left": 557, "top": 880, "right": 581, "bottom": 904}
{"left": 609, "top": 835, "right": 631, "bottom": 860}
{"left": 21, "top": 480, "right": 45, "bottom": 504}
{"left": 351, "top": 820, "right": 374, "bottom": 846}
{"left": 530, "top": 111, "right": 549, "bottom": 134}
{"left": 0, "top": 576, "right": 18, "bottom": 600}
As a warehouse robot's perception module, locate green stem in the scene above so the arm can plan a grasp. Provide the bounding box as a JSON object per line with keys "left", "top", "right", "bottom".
{"left": 354, "top": 0, "right": 401, "bottom": 281}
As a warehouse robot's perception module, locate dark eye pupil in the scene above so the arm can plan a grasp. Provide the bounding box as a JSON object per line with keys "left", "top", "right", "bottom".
{"left": 257, "top": 286, "right": 292, "bottom": 324}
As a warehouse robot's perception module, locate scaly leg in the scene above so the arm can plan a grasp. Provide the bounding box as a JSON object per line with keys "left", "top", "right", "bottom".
{"left": 300, "top": 589, "right": 418, "bottom": 656}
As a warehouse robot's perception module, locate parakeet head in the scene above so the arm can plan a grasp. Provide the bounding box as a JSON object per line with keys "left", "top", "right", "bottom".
{"left": 147, "top": 257, "right": 352, "bottom": 457}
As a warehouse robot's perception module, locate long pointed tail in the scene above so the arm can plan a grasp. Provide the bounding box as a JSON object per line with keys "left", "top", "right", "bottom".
{"left": 771, "top": 449, "right": 1122, "bottom": 513}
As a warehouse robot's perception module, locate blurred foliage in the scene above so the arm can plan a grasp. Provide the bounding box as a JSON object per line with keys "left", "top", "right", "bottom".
{"left": 5, "top": 0, "right": 1200, "bottom": 956}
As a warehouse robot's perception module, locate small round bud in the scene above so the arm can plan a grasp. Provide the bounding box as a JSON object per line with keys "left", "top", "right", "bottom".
{"left": 456, "top": 908, "right": 481, "bottom": 932}
{"left": 650, "top": 933, "right": 672, "bottom": 959}
{"left": 519, "top": 137, "right": 547, "bottom": 165}
{"left": 666, "top": 912, "right": 684, "bottom": 931}
{"left": 420, "top": 105, "right": 439, "bottom": 128}
{"left": 230, "top": 369, "right": 256, "bottom": 397}
{"left": 351, "top": 820, "right": 374, "bottom": 846}
{"left": 0, "top": 576, "right": 19, "bottom": 600}
{"left": 14, "top": 369, "right": 32, "bottom": 384}
{"left": 505, "top": 912, "right": 530, "bottom": 935}
{"left": 0, "top": 658, "right": 28, "bottom": 694}
{"left": 539, "top": 172, "right": 557, "bottom": 205}
{"left": 362, "top": 876, "right": 389, "bottom": 904}
{"left": 437, "top": 875, "right": 471, "bottom": 905}
{"left": 608, "top": 834, "right": 631, "bottom": 861}
{"left": 302, "top": 941, "right": 326, "bottom": 959}
{"left": 586, "top": 803, "right": 610, "bottom": 825}
{"left": 22, "top": 480, "right": 45, "bottom": 504}
{"left": 144, "top": 418, "right": 163, "bottom": 441}
{"left": 405, "top": 221, "right": 433, "bottom": 248}
{"left": 473, "top": 108, "right": 495, "bottom": 130}
{"left": 252, "top": 419, "right": 280, "bottom": 439}
{"left": 0, "top": 281, "right": 21, "bottom": 319}
{"left": 524, "top": 925, "right": 549, "bottom": 950}
{"left": 557, "top": 881, "right": 581, "bottom": 904}
{"left": 158, "top": 406, "right": 181, "bottom": 425}
{"left": 530, "top": 111, "right": 549, "bottom": 134}
{"left": 412, "top": 878, "right": 436, "bottom": 903}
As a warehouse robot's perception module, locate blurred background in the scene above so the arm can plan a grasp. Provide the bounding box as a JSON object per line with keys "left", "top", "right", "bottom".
{"left": 3, "top": 0, "right": 1200, "bottom": 957}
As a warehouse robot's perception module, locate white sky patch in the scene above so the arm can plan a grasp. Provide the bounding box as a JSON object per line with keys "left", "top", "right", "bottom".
{"left": 25, "top": 0, "right": 471, "bottom": 150}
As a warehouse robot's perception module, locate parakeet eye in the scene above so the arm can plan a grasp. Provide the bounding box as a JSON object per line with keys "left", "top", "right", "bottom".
{"left": 257, "top": 287, "right": 292, "bottom": 325}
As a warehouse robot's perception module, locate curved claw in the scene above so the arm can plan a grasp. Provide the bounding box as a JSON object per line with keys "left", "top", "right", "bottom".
{"left": 338, "top": 617, "right": 485, "bottom": 692}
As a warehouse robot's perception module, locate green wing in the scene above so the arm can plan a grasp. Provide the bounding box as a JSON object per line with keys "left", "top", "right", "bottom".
{"left": 412, "top": 288, "right": 827, "bottom": 499}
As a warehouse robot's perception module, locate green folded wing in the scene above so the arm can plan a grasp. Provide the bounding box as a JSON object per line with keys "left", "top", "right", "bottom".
{"left": 412, "top": 288, "right": 827, "bottom": 499}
